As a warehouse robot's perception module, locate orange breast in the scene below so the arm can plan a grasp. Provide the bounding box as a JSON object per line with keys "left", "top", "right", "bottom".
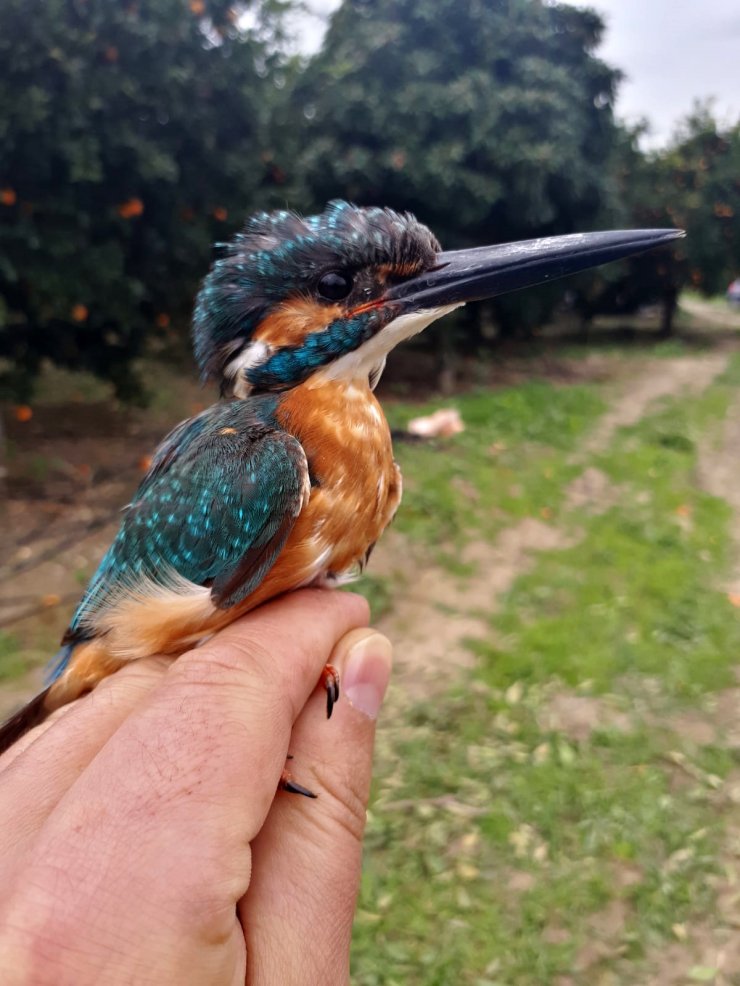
{"left": 225, "top": 377, "right": 402, "bottom": 616}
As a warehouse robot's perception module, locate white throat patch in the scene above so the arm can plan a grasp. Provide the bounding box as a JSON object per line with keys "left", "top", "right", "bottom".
{"left": 309, "top": 304, "right": 461, "bottom": 387}
{"left": 224, "top": 341, "right": 273, "bottom": 398}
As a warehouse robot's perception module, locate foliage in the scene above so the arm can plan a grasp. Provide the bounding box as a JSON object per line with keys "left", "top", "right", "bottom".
{"left": 657, "top": 104, "right": 740, "bottom": 297}
{"left": 568, "top": 123, "right": 689, "bottom": 334}
{"left": 571, "top": 104, "right": 740, "bottom": 331}
{"left": 1, "top": 0, "right": 738, "bottom": 398}
{"left": 0, "top": 0, "right": 291, "bottom": 400}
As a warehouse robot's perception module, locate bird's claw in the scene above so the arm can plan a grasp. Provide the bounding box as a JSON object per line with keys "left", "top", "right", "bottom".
{"left": 321, "top": 663, "right": 340, "bottom": 719}
{"left": 279, "top": 760, "right": 317, "bottom": 799}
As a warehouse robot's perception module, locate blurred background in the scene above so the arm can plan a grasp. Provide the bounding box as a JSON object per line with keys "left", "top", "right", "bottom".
{"left": 2, "top": 1, "right": 740, "bottom": 982}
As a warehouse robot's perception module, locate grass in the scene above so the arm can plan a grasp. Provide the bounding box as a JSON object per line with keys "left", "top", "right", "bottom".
{"left": 355, "top": 573, "right": 395, "bottom": 622}
{"left": 384, "top": 382, "right": 604, "bottom": 550}
{"left": 681, "top": 289, "right": 734, "bottom": 311}
{"left": 351, "top": 354, "right": 740, "bottom": 984}
{"left": 355, "top": 689, "right": 726, "bottom": 984}
{"left": 0, "top": 632, "right": 25, "bottom": 682}
{"left": 478, "top": 362, "right": 740, "bottom": 698}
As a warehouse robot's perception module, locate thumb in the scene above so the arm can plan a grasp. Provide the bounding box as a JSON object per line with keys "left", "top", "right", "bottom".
{"left": 240, "top": 627, "right": 393, "bottom": 986}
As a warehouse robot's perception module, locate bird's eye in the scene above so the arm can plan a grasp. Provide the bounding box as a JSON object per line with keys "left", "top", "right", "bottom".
{"left": 317, "top": 271, "right": 353, "bottom": 302}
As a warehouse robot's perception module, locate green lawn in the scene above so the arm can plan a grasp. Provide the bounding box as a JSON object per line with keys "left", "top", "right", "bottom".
{"left": 352, "top": 354, "right": 740, "bottom": 985}
{"left": 385, "top": 381, "right": 605, "bottom": 553}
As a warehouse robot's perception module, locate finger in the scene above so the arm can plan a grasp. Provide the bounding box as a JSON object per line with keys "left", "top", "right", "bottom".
{"left": 242, "top": 627, "right": 392, "bottom": 986}
{"left": 0, "top": 656, "right": 174, "bottom": 862}
{"left": 2, "top": 590, "right": 369, "bottom": 983}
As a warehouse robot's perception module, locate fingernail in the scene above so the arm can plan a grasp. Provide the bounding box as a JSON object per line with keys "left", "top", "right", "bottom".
{"left": 343, "top": 632, "right": 392, "bottom": 720}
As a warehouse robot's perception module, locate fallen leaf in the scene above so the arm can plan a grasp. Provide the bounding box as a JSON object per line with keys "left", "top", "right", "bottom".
{"left": 407, "top": 408, "right": 464, "bottom": 437}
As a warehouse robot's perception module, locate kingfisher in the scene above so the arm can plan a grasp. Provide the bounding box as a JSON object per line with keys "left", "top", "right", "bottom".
{"left": 0, "top": 201, "right": 682, "bottom": 770}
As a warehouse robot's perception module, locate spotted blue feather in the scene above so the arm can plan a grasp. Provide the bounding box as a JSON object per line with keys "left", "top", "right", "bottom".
{"left": 54, "top": 398, "right": 307, "bottom": 679}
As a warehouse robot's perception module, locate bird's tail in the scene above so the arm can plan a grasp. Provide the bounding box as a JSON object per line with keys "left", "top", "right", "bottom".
{"left": 0, "top": 640, "right": 74, "bottom": 757}
{"left": 0, "top": 686, "right": 52, "bottom": 757}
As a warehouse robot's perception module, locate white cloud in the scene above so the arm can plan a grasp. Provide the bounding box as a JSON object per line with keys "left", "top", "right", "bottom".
{"left": 583, "top": 0, "right": 740, "bottom": 145}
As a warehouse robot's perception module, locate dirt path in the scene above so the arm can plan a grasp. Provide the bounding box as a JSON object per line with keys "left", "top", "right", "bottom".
{"left": 698, "top": 394, "right": 740, "bottom": 594}
{"left": 681, "top": 296, "right": 740, "bottom": 331}
{"left": 374, "top": 352, "right": 730, "bottom": 703}
{"left": 373, "top": 522, "right": 577, "bottom": 701}
{"left": 579, "top": 353, "right": 728, "bottom": 457}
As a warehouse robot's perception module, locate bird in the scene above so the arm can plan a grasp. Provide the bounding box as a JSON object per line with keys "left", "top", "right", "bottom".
{"left": 0, "top": 200, "right": 683, "bottom": 776}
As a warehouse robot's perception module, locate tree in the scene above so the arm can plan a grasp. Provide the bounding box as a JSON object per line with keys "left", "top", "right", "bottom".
{"left": 0, "top": 0, "right": 292, "bottom": 401}
{"left": 573, "top": 104, "right": 740, "bottom": 336}
{"left": 570, "top": 123, "right": 689, "bottom": 337}
{"left": 292, "top": 0, "right": 623, "bottom": 340}
{"left": 658, "top": 104, "right": 740, "bottom": 297}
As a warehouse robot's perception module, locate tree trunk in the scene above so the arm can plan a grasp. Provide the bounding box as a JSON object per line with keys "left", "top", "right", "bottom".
{"left": 658, "top": 288, "right": 678, "bottom": 337}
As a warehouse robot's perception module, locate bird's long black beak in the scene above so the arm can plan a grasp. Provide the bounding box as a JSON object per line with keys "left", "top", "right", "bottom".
{"left": 385, "top": 229, "right": 685, "bottom": 311}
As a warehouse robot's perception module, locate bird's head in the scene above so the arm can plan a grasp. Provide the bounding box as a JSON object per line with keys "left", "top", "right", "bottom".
{"left": 193, "top": 200, "right": 683, "bottom": 397}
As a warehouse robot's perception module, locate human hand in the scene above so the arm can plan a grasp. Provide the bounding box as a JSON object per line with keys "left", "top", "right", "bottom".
{"left": 0, "top": 589, "right": 392, "bottom": 985}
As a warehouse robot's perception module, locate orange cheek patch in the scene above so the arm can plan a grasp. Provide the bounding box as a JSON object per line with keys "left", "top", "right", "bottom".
{"left": 254, "top": 298, "right": 343, "bottom": 347}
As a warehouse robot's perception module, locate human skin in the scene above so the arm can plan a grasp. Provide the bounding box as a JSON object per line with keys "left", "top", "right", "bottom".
{"left": 0, "top": 589, "right": 392, "bottom": 985}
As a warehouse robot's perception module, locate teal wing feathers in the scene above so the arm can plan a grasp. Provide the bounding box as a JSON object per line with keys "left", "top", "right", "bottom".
{"left": 57, "top": 399, "right": 308, "bottom": 675}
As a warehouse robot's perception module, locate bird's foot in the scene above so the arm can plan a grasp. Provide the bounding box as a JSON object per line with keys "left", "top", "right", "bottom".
{"left": 321, "top": 663, "right": 340, "bottom": 719}
{"left": 278, "top": 757, "right": 317, "bottom": 799}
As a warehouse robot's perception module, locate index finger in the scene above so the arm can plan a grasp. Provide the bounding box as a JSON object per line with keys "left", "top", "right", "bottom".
{"left": 6, "top": 589, "right": 368, "bottom": 970}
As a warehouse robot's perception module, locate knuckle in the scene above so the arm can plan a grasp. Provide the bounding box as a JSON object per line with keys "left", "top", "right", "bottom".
{"left": 342, "top": 590, "right": 371, "bottom": 626}
{"left": 91, "top": 657, "right": 170, "bottom": 704}
{"left": 306, "top": 587, "right": 370, "bottom": 630}
{"left": 190, "top": 629, "right": 277, "bottom": 683}
{"left": 178, "top": 639, "right": 297, "bottom": 723}
{"left": 311, "top": 760, "right": 369, "bottom": 845}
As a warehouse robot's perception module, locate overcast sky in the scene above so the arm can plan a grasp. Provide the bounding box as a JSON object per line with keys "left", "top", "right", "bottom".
{"left": 294, "top": 1, "right": 740, "bottom": 147}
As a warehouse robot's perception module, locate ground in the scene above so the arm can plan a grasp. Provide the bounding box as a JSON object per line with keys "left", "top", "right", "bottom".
{"left": 2, "top": 300, "right": 740, "bottom": 984}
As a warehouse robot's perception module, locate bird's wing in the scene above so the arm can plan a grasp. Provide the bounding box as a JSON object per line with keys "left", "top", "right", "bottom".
{"left": 66, "top": 400, "right": 308, "bottom": 642}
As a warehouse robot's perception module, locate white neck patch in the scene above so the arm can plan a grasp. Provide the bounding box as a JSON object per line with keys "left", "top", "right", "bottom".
{"left": 308, "top": 304, "right": 461, "bottom": 387}
{"left": 224, "top": 341, "right": 273, "bottom": 398}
